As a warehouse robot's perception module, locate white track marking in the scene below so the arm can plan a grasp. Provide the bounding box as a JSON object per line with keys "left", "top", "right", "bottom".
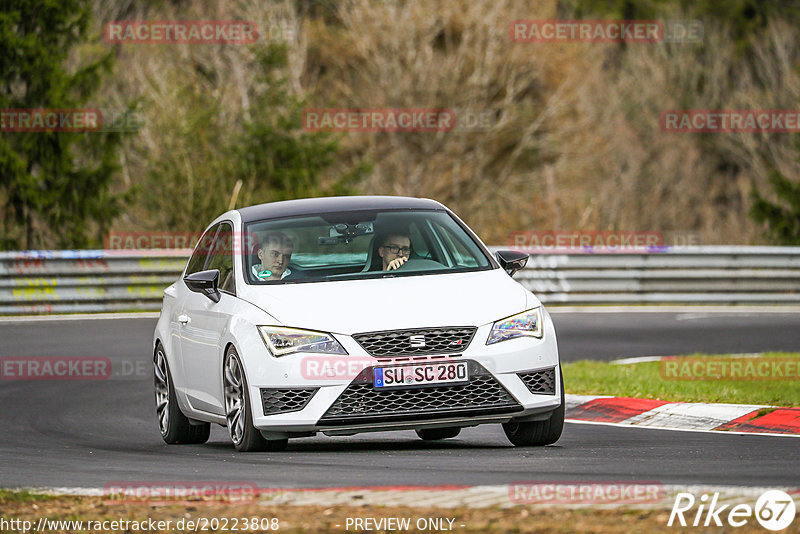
{"left": 565, "top": 418, "right": 799, "bottom": 438}
{"left": 621, "top": 403, "right": 767, "bottom": 431}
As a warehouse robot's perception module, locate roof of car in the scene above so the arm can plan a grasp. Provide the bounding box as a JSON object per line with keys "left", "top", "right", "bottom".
{"left": 236, "top": 196, "right": 446, "bottom": 223}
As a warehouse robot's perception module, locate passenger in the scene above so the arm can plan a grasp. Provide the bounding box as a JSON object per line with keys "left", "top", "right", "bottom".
{"left": 252, "top": 232, "right": 294, "bottom": 281}
{"left": 377, "top": 232, "right": 412, "bottom": 271}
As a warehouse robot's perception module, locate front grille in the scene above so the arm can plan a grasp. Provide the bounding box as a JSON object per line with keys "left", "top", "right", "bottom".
{"left": 260, "top": 388, "right": 318, "bottom": 415}
{"left": 517, "top": 368, "right": 556, "bottom": 395}
{"left": 318, "top": 360, "right": 522, "bottom": 426}
{"left": 353, "top": 326, "right": 477, "bottom": 356}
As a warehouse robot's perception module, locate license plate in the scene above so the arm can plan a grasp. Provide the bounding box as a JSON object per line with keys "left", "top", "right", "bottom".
{"left": 373, "top": 361, "right": 469, "bottom": 389}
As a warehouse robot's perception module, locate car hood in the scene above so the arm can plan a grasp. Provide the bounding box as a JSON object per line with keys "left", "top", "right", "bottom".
{"left": 239, "top": 268, "right": 535, "bottom": 334}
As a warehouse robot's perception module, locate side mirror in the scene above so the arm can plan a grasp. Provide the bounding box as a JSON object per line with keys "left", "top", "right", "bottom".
{"left": 184, "top": 269, "right": 221, "bottom": 302}
{"left": 495, "top": 250, "right": 529, "bottom": 277}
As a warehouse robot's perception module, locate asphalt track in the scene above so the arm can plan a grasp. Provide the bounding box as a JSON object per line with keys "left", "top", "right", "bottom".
{"left": 0, "top": 311, "right": 799, "bottom": 489}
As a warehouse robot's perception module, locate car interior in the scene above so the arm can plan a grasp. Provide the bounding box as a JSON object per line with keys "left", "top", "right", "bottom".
{"left": 245, "top": 214, "right": 483, "bottom": 283}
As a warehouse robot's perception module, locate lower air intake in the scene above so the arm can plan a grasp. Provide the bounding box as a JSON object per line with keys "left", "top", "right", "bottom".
{"left": 260, "top": 388, "right": 318, "bottom": 415}
{"left": 517, "top": 368, "right": 556, "bottom": 395}
{"left": 318, "top": 360, "right": 522, "bottom": 426}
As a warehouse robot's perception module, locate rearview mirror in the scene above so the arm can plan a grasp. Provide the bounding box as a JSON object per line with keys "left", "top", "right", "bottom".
{"left": 184, "top": 269, "right": 221, "bottom": 302}
{"left": 495, "top": 250, "right": 529, "bottom": 277}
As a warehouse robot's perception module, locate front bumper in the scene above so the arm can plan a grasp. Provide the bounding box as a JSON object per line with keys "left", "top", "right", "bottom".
{"left": 247, "top": 321, "right": 562, "bottom": 437}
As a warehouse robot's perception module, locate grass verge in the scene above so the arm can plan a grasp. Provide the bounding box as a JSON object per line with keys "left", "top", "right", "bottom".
{"left": 0, "top": 489, "right": 57, "bottom": 503}
{"left": 0, "top": 493, "right": 773, "bottom": 534}
{"left": 563, "top": 352, "right": 800, "bottom": 406}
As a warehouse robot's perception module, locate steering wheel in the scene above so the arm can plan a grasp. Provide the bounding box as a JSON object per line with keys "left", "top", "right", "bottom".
{"left": 390, "top": 258, "right": 445, "bottom": 272}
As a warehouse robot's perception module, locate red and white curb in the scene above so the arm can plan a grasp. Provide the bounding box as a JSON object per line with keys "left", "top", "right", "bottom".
{"left": 565, "top": 394, "right": 800, "bottom": 436}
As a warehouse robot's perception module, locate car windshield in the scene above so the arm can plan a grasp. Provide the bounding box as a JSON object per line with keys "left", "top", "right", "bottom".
{"left": 242, "top": 209, "right": 492, "bottom": 284}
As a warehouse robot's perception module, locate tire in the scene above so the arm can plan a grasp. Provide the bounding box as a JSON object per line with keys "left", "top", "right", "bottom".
{"left": 223, "top": 347, "right": 288, "bottom": 452}
{"left": 502, "top": 369, "right": 565, "bottom": 447}
{"left": 154, "top": 344, "right": 210, "bottom": 444}
{"left": 415, "top": 427, "right": 461, "bottom": 440}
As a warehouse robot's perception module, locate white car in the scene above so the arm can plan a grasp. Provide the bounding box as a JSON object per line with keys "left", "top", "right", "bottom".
{"left": 153, "top": 196, "right": 564, "bottom": 451}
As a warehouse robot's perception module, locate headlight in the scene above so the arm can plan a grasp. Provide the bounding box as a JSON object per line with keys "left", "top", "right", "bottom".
{"left": 486, "top": 308, "right": 543, "bottom": 345}
{"left": 258, "top": 326, "right": 347, "bottom": 357}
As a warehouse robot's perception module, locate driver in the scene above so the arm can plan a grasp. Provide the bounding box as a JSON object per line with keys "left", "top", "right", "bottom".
{"left": 252, "top": 232, "right": 294, "bottom": 281}
{"left": 378, "top": 232, "right": 412, "bottom": 271}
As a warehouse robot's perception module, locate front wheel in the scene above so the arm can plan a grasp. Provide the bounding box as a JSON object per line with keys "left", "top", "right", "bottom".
{"left": 502, "top": 369, "right": 565, "bottom": 446}
{"left": 154, "top": 344, "right": 210, "bottom": 444}
{"left": 223, "top": 347, "right": 288, "bottom": 452}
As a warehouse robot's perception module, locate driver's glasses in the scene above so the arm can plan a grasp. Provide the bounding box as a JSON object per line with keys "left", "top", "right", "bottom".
{"left": 382, "top": 245, "right": 411, "bottom": 255}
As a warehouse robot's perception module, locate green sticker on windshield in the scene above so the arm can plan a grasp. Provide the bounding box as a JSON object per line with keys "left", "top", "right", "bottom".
{"left": 257, "top": 269, "right": 273, "bottom": 279}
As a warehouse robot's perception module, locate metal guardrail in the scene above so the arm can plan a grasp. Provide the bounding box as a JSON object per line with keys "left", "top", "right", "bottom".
{"left": 0, "top": 250, "right": 188, "bottom": 315}
{"left": 1, "top": 247, "right": 800, "bottom": 314}
{"left": 513, "top": 246, "right": 800, "bottom": 304}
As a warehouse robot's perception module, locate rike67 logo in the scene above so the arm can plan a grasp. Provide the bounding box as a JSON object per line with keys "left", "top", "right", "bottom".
{"left": 668, "top": 490, "right": 796, "bottom": 531}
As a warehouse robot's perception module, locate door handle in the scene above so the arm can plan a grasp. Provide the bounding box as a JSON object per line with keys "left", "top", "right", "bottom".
{"left": 178, "top": 314, "right": 190, "bottom": 325}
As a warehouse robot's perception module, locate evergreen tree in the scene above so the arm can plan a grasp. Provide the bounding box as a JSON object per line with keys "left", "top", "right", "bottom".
{"left": 0, "top": 0, "right": 122, "bottom": 249}
{"left": 234, "top": 44, "right": 369, "bottom": 205}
